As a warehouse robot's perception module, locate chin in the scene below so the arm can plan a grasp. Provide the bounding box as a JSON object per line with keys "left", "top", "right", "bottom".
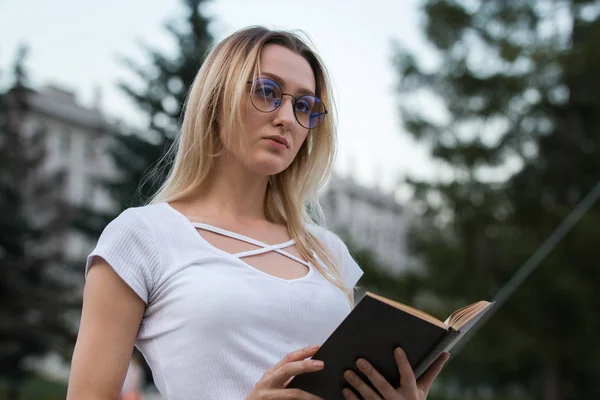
{"left": 247, "top": 154, "right": 292, "bottom": 176}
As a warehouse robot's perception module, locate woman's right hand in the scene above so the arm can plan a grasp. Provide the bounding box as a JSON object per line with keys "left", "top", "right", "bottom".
{"left": 247, "top": 345, "right": 325, "bottom": 400}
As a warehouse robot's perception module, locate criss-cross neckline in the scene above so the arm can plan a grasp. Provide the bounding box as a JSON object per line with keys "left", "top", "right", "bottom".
{"left": 162, "top": 202, "right": 314, "bottom": 283}
{"left": 192, "top": 222, "right": 309, "bottom": 267}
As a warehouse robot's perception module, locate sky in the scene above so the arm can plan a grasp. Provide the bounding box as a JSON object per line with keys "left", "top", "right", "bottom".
{"left": 0, "top": 0, "right": 440, "bottom": 198}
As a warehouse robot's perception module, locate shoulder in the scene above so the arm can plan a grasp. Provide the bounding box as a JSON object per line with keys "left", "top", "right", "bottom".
{"left": 107, "top": 203, "right": 175, "bottom": 233}
{"left": 87, "top": 204, "right": 173, "bottom": 304}
{"left": 92, "top": 203, "right": 178, "bottom": 273}
{"left": 307, "top": 224, "right": 348, "bottom": 259}
{"left": 114, "top": 202, "right": 172, "bottom": 224}
{"left": 93, "top": 203, "right": 174, "bottom": 260}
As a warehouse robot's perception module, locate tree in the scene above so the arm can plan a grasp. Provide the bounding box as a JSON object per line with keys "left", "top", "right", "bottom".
{"left": 393, "top": 1, "right": 600, "bottom": 399}
{"left": 113, "top": 0, "right": 213, "bottom": 206}
{"left": 76, "top": 0, "right": 214, "bottom": 234}
{"left": 0, "top": 46, "right": 75, "bottom": 399}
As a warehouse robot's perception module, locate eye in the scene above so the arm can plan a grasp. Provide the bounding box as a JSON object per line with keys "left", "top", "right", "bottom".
{"left": 295, "top": 97, "right": 315, "bottom": 114}
{"left": 253, "top": 78, "right": 281, "bottom": 100}
{"left": 254, "top": 81, "right": 278, "bottom": 99}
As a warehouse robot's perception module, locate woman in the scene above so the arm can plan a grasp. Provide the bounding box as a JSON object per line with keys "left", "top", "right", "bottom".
{"left": 66, "top": 26, "right": 449, "bottom": 400}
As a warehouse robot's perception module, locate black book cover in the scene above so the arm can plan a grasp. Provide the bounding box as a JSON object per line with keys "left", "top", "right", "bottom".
{"left": 287, "top": 294, "right": 450, "bottom": 399}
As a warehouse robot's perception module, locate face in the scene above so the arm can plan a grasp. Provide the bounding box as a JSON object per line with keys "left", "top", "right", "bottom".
{"left": 225, "top": 44, "right": 317, "bottom": 176}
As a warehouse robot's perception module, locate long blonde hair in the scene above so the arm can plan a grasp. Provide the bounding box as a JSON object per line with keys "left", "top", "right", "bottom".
{"left": 149, "top": 26, "right": 351, "bottom": 302}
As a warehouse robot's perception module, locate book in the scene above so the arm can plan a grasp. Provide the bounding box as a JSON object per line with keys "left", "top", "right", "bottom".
{"left": 287, "top": 292, "right": 494, "bottom": 399}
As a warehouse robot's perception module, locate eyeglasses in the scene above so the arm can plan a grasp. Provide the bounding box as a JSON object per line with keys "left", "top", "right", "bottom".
{"left": 246, "top": 77, "right": 328, "bottom": 129}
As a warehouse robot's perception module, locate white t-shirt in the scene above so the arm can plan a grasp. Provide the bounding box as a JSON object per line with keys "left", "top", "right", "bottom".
{"left": 121, "top": 360, "right": 143, "bottom": 394}
{"left": 85, "top": 202, "right": 363, "bottom": 400}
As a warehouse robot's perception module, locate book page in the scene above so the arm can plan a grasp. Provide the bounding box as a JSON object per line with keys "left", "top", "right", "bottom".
{"left": 448, "top": 301, "right": 495, "bottom": 339}
{"left": 366, "top": 292, "right": 448, "bottom": 329}
{"left": 444, "top": 301, "right": 493, "bottom": 330}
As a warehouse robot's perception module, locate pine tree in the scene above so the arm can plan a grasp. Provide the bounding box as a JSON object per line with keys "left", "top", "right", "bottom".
{"left": 75, "top": 0, "right": 214, "bottom": 236}
{"left": 112, "top": 0, "right": 213, "bottom": 206}
{"left": 393, "top": 1, "right": 600, "bottom": 399}
{"left": 0, "top": 46, "right": 75, "bottom": 399}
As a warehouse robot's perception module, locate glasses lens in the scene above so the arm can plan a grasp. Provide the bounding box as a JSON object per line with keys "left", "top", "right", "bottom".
{"left": 250, "top": 78, "right": 282, "bottom": 112}
{"left": 295, "top": 95, "right": 326, "bottom": 129}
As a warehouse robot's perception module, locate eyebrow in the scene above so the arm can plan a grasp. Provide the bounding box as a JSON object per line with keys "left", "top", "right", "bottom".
{"left": 261, "top": 71, "right": 316, "bottom": 97}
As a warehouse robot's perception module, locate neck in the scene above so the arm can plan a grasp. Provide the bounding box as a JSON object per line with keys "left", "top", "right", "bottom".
{"left": 182, "top": 153, "right": 270, "bottom": 222}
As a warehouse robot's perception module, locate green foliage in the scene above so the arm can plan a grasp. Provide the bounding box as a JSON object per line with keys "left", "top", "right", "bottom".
{"left": 74, "top": 0, "right": 214, "bottom": 231}
{"left": 75, "top": 0, "right": 214, "bottom": 226}
{"left": 0, "top": 377, "right": 67, "bottom": 400}
{"left": 111, "top": 0, "right": 214, "bottom": 207}
{"left": 393, "top": 0, "right": 600, "bottom": 398}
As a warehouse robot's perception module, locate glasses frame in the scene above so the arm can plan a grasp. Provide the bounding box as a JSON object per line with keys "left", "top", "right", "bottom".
{"left": 246, "top": 78, "right": 328, "bottom": 129}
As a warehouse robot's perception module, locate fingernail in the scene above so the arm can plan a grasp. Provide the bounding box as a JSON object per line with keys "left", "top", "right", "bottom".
{"left": 312, "top": 360, "right": 324, "bottom": 368}
{"left": 395, "top": 347, "right": 403, "bottom": 356}
{"left": 344, "top": 370, "right": 356, "bottom": 382}
{"left": 310, "top": 344, "right": 320, "bottom": 349}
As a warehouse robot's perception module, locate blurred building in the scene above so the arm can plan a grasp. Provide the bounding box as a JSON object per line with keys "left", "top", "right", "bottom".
{"left": 22, "top": 84, "right": 118, "bottom": 260}
{"left": 320, "top": 174, "right": 414, "bottom": 274}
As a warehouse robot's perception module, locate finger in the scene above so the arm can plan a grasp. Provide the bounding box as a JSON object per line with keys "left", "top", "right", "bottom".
{"left": 269, "top": 359, "right": 325, "bottom": 388}
{"left": 271, "top": 345, "right": 320, "bottom": 373}
{"left": 417, "top": 352, "right": 450, "bottom": 395}
{"left": 261, "top": 345, "right": 320, "bottom": 383}
{"left": 394, "top": 347, "right": 417, "bottom": 391}
{"left": 342, "top": 388, "right": 360, "bottom": 400}
{"left": 355, "top": 358, "right": 396, "bottom": 398}
{"left": 344, "top": 369, "right": 381, "bottom": 400}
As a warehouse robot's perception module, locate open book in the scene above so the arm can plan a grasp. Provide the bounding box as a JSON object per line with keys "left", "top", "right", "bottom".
{"left": 288, "top": 292, "right": 495, "bottom": 400}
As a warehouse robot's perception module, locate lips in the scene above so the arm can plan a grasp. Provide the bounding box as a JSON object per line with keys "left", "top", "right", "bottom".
{"left": 264, "top": 135, "right": 289, "bottom": 148}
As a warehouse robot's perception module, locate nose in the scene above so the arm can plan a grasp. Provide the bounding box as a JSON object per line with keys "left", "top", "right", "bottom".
{"left": 272, "top": 95, "right": 296, "bottom": 128}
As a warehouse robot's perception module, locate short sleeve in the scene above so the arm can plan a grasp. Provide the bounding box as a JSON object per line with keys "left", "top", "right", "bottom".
{"left": 329, "top": 233, "right": 364, "bottom": 290}
{"left": 311, "top": 226, "right": 364, "bottom": 290}
{"left": 85, "top": 208, "right": 161, "bottom": 304}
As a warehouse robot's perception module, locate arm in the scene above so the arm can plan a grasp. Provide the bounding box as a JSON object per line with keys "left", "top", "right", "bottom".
{"left": 66, "top": 258, "right": 145, "bottom": 400}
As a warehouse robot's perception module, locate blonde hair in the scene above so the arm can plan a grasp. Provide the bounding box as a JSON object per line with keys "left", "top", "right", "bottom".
{"left": 149, "top": 26, "right": 351, "bottom": 302}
